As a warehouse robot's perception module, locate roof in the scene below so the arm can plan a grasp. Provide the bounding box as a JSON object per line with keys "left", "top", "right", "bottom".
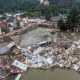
{"left": 12, "top": 60, "right": 28, "bottom": 71}
{"left": 15, "top": 74, "right": 21, "bottom": 80}
{"left": 37, "top": 41, "right": 48, "bottom": 46}
{"left": 73, "top": 64, "right": 79, "bottom": 70}
{"left": 7, "top": 16, "right": 15, "bottom": 23}
{"left": 45, "top": 57, "right": 53, "bottom": 64}
{"left": 21, "top": 48, "right": 33, "bottom": 59}
{"left": 43, "top": 57, "right": 53, "bottom": 64}
{"left": 7, "top": 42, "right": 16, "bottom": 48}
{"left": 33, "top": 47, "right": 45, "bottom": 55}
{"left": 0, "top": 46, "right": 10, "bottom": 55}
{"left": 0, "top": 68, "right": 4, "bottom": 76}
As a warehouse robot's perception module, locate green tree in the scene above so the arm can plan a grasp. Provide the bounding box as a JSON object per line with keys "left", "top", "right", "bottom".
{"left": 0, "top": 15, "right": 6, "bottom": 20}
{"left": 40, "top": 5, "right": 57, "bottom": 21}
{"left": 58, "top": 19, "right": 67, "bottom": 31}
{"left": 20, "top": 11, "right": 41, "bottom": 18}
{"left": 66, "top": 7, "right": 80, "bottom": 31}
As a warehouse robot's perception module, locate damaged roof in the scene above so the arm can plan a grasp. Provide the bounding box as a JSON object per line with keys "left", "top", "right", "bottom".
{"left": 0, "top": 46, "right": 10, "bottom": 55}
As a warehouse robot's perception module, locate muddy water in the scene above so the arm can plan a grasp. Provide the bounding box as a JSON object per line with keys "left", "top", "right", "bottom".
{"left": 20, "top": 27, "right": 54, "bottom": 47}
{"left": 20, "top": 68, "right": 80, "bottom": 80}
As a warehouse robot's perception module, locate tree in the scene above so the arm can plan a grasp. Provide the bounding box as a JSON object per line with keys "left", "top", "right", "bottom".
{"left": 40, "top": 5, "right": 57, "bottom": 21}
{"left": 20, "top": 11, "right": 41, "bottom": 18}
{"left": 58, "top": 19, "right": 67, "bottom": 31}
{"left": 66, "top": 7, "right": 80, "bottom": 31}
{"left": 0, "top": 15, "right": 6, "bottom": 20}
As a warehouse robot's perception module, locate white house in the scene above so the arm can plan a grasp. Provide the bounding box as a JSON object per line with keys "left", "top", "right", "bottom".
{"left": 43, "top": 0, "right": 49, "bottom": 5}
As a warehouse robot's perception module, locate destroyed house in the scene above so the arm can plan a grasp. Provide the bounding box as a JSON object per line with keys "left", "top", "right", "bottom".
{"left": 12, "top": 60, "right": 28, "bottom": 71}
{"left": 21, "top": 48, "right": 33, "bottom": 59}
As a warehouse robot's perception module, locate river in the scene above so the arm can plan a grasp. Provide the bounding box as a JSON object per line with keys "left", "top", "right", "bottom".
{"left": 20, "top": 68, "right": 80, "bottom": 80}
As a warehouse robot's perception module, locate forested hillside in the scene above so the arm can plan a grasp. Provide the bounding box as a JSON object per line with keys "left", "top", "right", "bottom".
{"left": 0, "top": 0, "right": 80, "bottom": 13}
{"left": 0, "top": 0, "right": 39, "bottom": 12}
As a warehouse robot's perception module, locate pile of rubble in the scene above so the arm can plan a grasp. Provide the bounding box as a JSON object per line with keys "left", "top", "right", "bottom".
{"left": 0, "top": 39, "right": 80, "bottom": 79}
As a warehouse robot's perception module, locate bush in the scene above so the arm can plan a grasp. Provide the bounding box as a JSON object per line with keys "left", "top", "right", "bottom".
{"left": 58, "top": 19, "right": 67, "bottom": 31}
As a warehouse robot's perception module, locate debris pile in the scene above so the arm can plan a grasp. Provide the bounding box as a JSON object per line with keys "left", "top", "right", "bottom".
{"left": 0, "top": 39, "right": 80, "bottom": 79}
